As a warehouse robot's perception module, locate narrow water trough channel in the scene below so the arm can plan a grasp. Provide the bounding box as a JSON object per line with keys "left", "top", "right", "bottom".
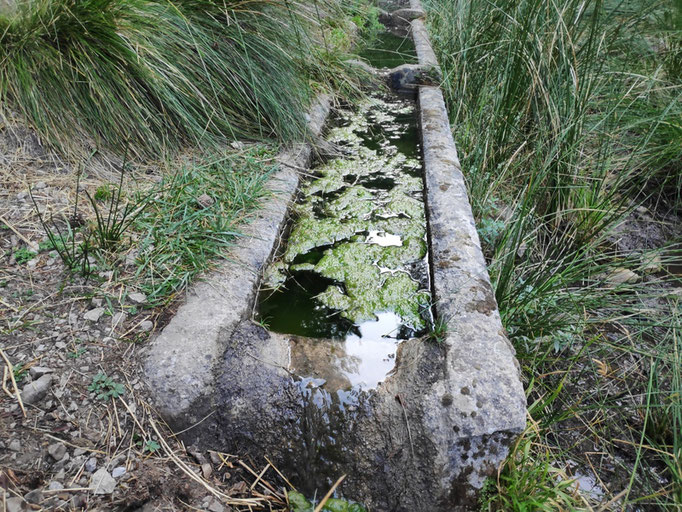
{"left": 145, "top": 2, "right": 526, "bottom": 509}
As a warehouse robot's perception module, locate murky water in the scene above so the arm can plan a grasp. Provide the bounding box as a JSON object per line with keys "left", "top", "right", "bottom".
{"left": 358, "top": 32, "right": 417, "bottom": 69}
{"left": 257, "top": 90, "right": 430, "bottom": 392}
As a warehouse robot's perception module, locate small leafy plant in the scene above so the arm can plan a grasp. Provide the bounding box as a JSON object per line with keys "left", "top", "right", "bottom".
{"left": 13, "top": 248, "right": 36, "bottom": 265}
{"left": 143, "top": 440, "right": 161, "bottom": 453}
{"left": 88, "top": 372, "right": 125, "bottom": 400}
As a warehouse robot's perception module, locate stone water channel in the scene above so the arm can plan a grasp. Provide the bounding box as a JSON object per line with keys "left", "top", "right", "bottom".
{"left": 257, "top": 91, "right": 430, "bottom": 394}
{"left": 145, "top": 2, "right": 526, "bottom": 509}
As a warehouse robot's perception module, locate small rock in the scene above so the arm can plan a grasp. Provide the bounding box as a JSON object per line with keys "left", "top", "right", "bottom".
{"left": 72, "top": 494, "right": 87, "bottom": 509}
{"left": 83, "top": 307, "right": 104, "bottom": 322}
{"left": 47, "top": 442, "right": 67, "bottom": 461}
{"left": 5, "top": 497, "right": 25, "bottom": 512}
{"left": 207, "top": 497, "right": 225, "bottom": 512}
{"left": 9, "top": 439, "right": 21, "bottom": 451}
{"left": 201, "top": 463, "right": 213, "bottom": 479}
{"left": 128, "top": 292, "right": 147, "bottom": 304}
{"left": 48, "top": 481, "right": 64, "bottom": 491}
{"left": 196, "top": 194, "right": 214, "bottom": 209}
{"left": 29, "top": 366, "right": 54, "bottom": 379}
{"left": 55, "top": 341, "right": 67, "bottom": 350}
{"left": 139, "top": 320, "right": 154, "bottom": 332}
{"left": 21, "top": 374, "right": 53, "bottom": 404}
{"left": 90, "top": 468, "right": 116, "bottom": 495}
{"left": 641, "top": 254, "right": 662, "bottom": 273}
{"left": 24, "top": 489, "right": 43, "bottom": 504}
{"left": 34, "top": 181, "right": 47, "bottom": 190}
{"left": 91, "top": 297, "right": 103, "bottom": 307}
{"left": 606, "top": 268, "right": 640, "bottom": 285}
{"left": 85, "top": 457, "right": 97, "bottom": 473}
{"left": 111, "top": 312, "right": 127, "bottom": 329}
{"left": 74, "top": 447, "right": 87, "bottom": 456}
{"left": 111, "top": 466, "right": 126, "bottom": 478}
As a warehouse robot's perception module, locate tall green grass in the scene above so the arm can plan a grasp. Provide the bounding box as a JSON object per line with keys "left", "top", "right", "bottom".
{"left": 0, "top": 0, "right": 335, "bottom": 158}
{"left": 424, "top": 0, "right": 682, "bottom": 508}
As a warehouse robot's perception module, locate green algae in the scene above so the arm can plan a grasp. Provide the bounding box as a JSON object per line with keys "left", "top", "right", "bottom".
{"left": 260, "top": 92, "right": 430, "bottom": 335}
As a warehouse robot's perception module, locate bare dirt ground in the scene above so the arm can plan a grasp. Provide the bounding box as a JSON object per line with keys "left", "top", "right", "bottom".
{"left": 0, "top": 128, "right": 289, "bottom": 512}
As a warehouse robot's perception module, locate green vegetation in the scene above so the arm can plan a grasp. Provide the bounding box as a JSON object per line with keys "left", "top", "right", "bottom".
{"left": 263, "top": 94, "right": 429, "bottom": 332}
{"left": 424, "top": 0, "right": 682, "bottom": 508}
{"left": 0, "top": 0, "right": 368, "bottom": 158}
{"left": 36, "top": 146, "right": 274, "bottom": 305}
{"left": 288, "top": 491, "right": 367, "bottom": 512}
{"left": 12, "top": 247, "right": 36, "bottom": 264}
{"left": 88, "top": 371, "right": 125, "bottom": 400}
{"left": 133, "top": 147, "right": 274, "bottom": 305}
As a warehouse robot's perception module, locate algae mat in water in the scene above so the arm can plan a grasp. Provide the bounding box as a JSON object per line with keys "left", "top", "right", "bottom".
{"left": 258, "top": 93, "right": 431, "bottom": 338}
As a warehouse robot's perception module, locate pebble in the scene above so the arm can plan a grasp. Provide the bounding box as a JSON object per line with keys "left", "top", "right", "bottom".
{"left": 5, "top": 497, "right": 24, "bottom": 512}
{"left": 83, "top": 307, "right": 104, "bottom": 322}
{"left": 111, "top": 312, "right": 127, "bottom": 328}
{"left": 606, "top": 268, "right": 640, "bottom": 285}
{"left": 24, "top": 489, "right": 43, "bottom": 504}
{"left": 90, "top": 468, "right": 117, "bottom": 495}
{"left": 201, "top": 463, "right": 213, "bottom": 479}
{"left": 55, "top": 341, "right": 67, "bottom": 350}
{"left": 48, "top": 481, "right": 64, "bottom": 491}
{"left": 111, "top": 466, "right": 126, "bottom": 478}
{"left": 47, "top": 442, "right": 67, "bottom": 461}
{"left": 128, "top": 292, "right": 147, "bottom": 304}
{"left": 139, "top": 320, "right": 154, "bottom": 332}
{"left": 21, "top": 374, "right": 53, "bottom": 404}
{"left": 29, "top": 366, "right": 54, "bottom": 379}
{"left": 85, "top": 457, "right": 97, "bottom": 473}
{"left": 34, "top": 181, "right": 47, "bottom": 190}
{"left": 9, "top": 439, "right": 21, "bottom": 451}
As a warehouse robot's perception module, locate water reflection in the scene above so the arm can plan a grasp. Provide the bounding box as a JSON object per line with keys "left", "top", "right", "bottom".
{"left": 290, "top": 312, "right": 403, "bottom": 392}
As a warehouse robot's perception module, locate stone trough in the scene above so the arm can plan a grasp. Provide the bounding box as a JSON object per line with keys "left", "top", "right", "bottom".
{"left": 144, "top": 1, "right": 526, "bottom": 509}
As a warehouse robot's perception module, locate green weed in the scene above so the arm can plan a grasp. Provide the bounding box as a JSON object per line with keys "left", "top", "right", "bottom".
{"left": 88, "top": 371, "right": 125, "bottom": 401}
{"left": 13, "top": 248, "right": 36, "bottom": 265}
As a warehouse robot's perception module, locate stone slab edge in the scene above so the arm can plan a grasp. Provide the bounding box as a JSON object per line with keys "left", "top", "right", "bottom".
{"left": 410, "top": 0, "right": 527, "bottom": 492}
{"left": 144, "top": 95, "right": 332, "bottom": 431}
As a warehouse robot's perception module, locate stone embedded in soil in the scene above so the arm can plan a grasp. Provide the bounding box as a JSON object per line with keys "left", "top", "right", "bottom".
{"left": 83, "top": 307, "right": 104, "bottom": 322}
{"left": 28, "top": 366, "right": 54, "bottom": 379}
{"left": 128, "top": 292, "right": 147, "bottom": 304}
{"left": 9, "top": 439, "right": 21, "bottom": 451}
{"left": 90, "top": 468, "right": 116, "bottom": 495}
{"left": 47, "top": 442, "right": 67, "bottom": 461}
{"left": 24, "top": 489, "right": 43, "bottom": 504}
{"left": 605, "top": 267, "right": 640, "bottom": 285}
{"left": 85, "top": 457, "right": 97, "bottom": 473}
{"left": 111, "top": 466, "right": 126, "bottom": 478}
{"left": 5, "top": 497, "right": 25, "bottom": 512}
{"left": 139, "top": 320, "right": 154, "bottom": 332}
{"left": 21, "top": 374, "right": 53, "bottom": 404}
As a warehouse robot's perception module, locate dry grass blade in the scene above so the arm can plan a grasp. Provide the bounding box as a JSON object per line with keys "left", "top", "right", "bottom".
{"left": 147, "top": 413, "right": 265, "bottom": 507}
{"left": 313, "top": 475, "right": 346, "bottom": 512}
{"left": 0, "top": 348, "right": 26, "bottom": 417}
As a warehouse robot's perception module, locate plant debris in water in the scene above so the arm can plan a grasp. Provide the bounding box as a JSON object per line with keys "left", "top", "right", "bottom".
{"left": 259, "top": 93, "right": 430, "bottom": 338}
